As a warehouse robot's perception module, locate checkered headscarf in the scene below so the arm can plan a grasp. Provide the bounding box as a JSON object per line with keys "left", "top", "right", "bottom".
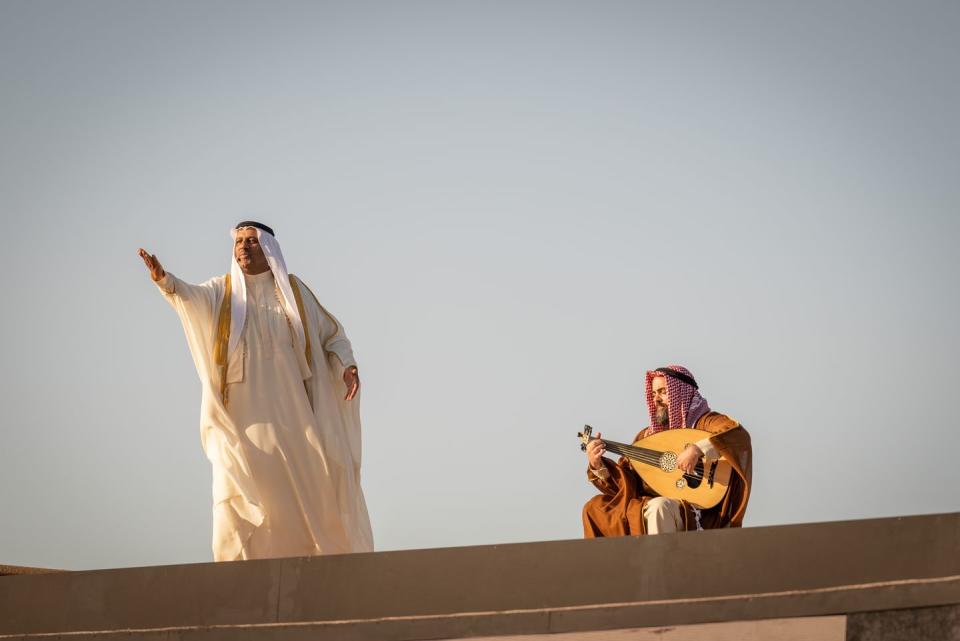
{"left": 645, "top": 365, "right": 711, "bottom": 434}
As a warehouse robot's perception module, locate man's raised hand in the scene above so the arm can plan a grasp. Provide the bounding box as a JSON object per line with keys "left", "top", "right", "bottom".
{"left": 138, "top": 248, "right": 166, "bottom": 282}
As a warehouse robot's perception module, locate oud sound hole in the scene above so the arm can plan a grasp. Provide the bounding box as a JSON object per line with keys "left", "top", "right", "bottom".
{"left": 684, "top": 463, "right": 705, "bottom": 489}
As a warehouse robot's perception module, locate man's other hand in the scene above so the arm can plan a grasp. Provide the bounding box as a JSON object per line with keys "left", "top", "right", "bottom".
{"left": 586, "top": 432, "right": 606, "bottom": 469}
{"left": 676, "top": 443, "right": 703, "bottom": 474}
{"left": 343, "top": 366, "right": 360, "bottom": 401}
{"left": 138, "top": 248, "right": 166, "bottom": 282}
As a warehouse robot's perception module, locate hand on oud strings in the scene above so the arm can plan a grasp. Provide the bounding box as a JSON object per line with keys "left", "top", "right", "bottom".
{"left": 676, "top": 443, "right": 704, "bottom": 474}
{"left": 586, "top": 432, "right": 606, "bottom": 469}
{"left": 343, "top": 366, "right": 360, "bottom": 401}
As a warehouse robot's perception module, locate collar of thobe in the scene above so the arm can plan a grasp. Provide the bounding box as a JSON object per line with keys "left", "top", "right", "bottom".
{"left": 244, "top": 270, "right": 275, "bottom": 291}
{"left": 228, "top": 227, "right": 308, "bottom": 362}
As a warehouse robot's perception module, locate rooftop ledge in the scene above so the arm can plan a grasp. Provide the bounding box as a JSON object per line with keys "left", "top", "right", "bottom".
{"left": 1, "top": 513, "right": 958, "bottom": 640}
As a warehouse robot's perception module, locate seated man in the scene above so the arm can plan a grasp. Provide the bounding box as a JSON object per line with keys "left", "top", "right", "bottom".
{"left": 583, "top": 365, "right": 752, "bottom": 536}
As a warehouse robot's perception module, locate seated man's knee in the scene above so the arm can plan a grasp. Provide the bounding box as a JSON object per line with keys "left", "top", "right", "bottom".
{"left": 643, "top": 496, "right": 681, "bottom": 534}
{"left": 646, "top": 496, "right": 671, "bottom": 515}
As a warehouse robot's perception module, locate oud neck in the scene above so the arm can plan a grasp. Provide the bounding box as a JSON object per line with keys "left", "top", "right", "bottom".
{"left": 597, "top": 438, "right": 636, "bottom": 458}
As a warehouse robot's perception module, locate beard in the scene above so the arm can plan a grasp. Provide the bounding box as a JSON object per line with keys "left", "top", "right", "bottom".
{"left": 654, "top": 404, "right": 669, "bottom": 426}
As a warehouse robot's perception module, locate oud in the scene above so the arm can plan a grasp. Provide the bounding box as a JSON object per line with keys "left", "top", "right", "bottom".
{"left": 578, "top": 425, "right": 732, "bottom": 509}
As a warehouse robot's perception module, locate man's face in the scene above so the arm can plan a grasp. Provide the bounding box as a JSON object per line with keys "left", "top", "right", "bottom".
{"left": 234, "top": 228, "right": 269, "bottom": 274}
{"left": 651, "top": 375, "right": 669, "bottom": 426}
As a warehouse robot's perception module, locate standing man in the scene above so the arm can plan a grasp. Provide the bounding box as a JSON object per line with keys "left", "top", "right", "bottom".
{"left": 583, "top": 365, "right": 751, "bottom": 536}
{"left": 139, "top": 221, "right": 373, "bottom": 561}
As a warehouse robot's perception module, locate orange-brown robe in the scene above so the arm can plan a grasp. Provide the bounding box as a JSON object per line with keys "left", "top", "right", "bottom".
{"left": 582, "top": 412, "right": 752, "bottom": 537}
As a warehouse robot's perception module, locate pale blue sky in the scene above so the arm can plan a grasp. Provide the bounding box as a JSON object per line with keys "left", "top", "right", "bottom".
{"left": 1, "top": 1, "right": 958, "bottom": 570}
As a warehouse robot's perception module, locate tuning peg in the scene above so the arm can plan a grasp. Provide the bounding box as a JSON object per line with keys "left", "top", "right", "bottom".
{"left": 578, "top": 424, "right": 594, "bottom": 451}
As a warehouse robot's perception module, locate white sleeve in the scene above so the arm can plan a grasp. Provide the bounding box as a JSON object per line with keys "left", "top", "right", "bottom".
{"left": 154, "top": 272, "right": 176, "bottom": 295}
{"left": 323, "top": 326, "right": 357, "bottom": 368}
{"left": 315, "top": 305, "right": 357, "bottom": 369}
{"left": 295, "top": 277, "right": 358, "bottom": 369}
{"left": 155, "top": 272, "right": 219, "bottom": 304}
{"left": 695, "top": 437, "right": 719, "bottom": 463}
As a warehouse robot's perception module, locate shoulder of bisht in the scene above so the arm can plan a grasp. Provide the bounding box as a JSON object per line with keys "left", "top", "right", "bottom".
{"left": 288, "top": 274, "right": 341, "bottom": 331}
{"left": 286, "top": 274, "right": 314, "bottom": 367}
{"left": 695, "top": 412, "right": 741, "bottom": 436}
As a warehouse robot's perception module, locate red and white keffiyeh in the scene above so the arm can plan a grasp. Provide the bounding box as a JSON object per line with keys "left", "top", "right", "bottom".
{"left": 645, "top": 364, "right": 711, "bottom": 434}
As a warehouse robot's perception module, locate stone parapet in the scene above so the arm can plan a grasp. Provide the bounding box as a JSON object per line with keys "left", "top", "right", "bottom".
{"left": 0, "top": 513, "right": 957, "bottom": 640}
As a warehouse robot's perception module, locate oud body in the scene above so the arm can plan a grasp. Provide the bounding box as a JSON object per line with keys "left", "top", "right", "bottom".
{"left": 579, "top": 426, "right": 732, "bottom": 509}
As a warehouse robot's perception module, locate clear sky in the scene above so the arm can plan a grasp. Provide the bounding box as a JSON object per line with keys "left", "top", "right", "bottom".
{"left": 1, "top": 1, "right": 958, "bottom": 570}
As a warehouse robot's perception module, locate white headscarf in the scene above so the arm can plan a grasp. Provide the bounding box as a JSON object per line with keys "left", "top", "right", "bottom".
{"left": 228, "top": 226, "right": 307, "bottom": 366}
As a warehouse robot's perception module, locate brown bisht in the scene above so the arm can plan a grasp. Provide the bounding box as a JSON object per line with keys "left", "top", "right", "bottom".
{"left": 582, "top": 412, "right": 752, "bottom": 536}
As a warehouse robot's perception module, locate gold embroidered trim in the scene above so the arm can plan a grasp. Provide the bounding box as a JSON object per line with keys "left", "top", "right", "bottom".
{"left": 288, "top": 274, "right": 313, "bottom": 369}
{"left": 213, "top": 273, "right": 232, "bottom": 402}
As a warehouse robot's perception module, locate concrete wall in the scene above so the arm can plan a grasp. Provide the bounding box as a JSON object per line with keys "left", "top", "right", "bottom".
{"left": 0, "top": 513, "right": 957, "bottom": 640}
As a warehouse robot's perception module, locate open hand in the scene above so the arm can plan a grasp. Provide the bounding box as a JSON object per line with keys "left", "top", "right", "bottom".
{"left": 343, "top": 366, "right": 360, "bottom": 401}
{"left": 138, "top": 248, "right": 166, "bottom": 282}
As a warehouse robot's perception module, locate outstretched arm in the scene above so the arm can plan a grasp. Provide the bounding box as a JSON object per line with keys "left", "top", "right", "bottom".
{"left": 137, "top": 247, "right": 223, "bottom": 315}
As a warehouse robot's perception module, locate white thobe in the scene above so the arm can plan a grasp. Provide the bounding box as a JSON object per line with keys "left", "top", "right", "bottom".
{"left": 156, "top": 269, "right": 374, "bottom": 560}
